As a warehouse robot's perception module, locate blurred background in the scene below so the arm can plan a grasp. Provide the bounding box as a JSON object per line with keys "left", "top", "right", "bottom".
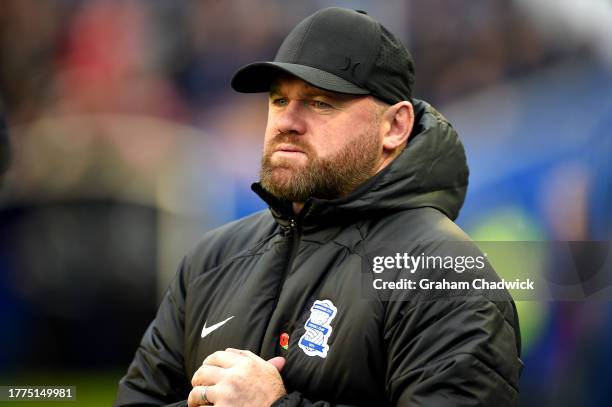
{"left": 0, "top": 0, "right": 610, "bottom": 405}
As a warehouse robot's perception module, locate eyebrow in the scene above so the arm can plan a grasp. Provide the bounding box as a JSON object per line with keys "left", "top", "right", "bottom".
{"left": 269, "top": 82, "right": 354, "bottom": 102}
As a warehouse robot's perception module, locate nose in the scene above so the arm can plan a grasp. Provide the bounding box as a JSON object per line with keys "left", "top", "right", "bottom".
{"left": 273, "top": 100, "right": 307, "bottom": 135}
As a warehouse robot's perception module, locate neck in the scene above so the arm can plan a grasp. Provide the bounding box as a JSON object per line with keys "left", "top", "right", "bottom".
{"left": 292, "top": 202, "right": 304, "bottom": 215}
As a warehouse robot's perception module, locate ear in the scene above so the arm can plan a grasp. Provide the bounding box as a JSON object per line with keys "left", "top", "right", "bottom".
{"left": 381, "top": 101, "right": 414, "bottom": 153}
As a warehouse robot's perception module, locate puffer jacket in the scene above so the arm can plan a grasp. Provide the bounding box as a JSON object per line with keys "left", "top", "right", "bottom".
{"left": 115, "top": 100, "right": 523, "bottom": 406}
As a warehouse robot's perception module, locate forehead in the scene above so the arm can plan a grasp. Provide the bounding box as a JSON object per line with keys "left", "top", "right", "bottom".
{"left": 269, "top": 74, "right": 364, "bottom": 102}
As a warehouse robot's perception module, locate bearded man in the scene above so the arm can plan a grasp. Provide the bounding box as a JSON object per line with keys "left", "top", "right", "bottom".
{"left": 116, "top": 7, "right": 522, "bottom": 407}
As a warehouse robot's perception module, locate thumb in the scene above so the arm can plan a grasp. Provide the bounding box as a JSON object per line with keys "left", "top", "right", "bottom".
{"left": 266, "top": 356, "right": 286, "bottom": 372}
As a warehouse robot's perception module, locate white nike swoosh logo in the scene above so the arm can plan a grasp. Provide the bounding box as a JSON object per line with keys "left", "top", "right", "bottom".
{"left": 201, "top": 316, "right": 234, "bottom": 338}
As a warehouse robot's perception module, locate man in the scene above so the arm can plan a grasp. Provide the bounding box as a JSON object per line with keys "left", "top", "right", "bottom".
{"left": 115, "top": 8, "right": 522, "bottom": 407}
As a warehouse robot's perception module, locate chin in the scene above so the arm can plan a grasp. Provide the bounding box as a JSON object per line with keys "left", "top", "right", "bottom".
{"left": 270, "top": 167, "right": 298, "bottom": 184}
{"left": 270, "top": 158, "right": 305, "bottom": 172}
{"left": 271, "top": 156, "right": 307, "bottom": 169}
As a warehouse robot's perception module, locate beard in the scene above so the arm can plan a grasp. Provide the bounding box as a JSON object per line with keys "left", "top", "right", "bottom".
{"left": 259, "top": 128, "right": 381, "bottom": 202}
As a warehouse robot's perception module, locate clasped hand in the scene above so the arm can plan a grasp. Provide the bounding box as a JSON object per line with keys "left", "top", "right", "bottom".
{"left": 188, "top": 348, "right": 287, "bottom": 407}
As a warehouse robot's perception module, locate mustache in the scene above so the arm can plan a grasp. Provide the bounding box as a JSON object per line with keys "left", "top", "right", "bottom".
{"left": 267, "top": 132, "right": 313, "bottom": 153}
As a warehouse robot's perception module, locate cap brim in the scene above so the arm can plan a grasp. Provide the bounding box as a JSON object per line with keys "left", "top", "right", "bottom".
{"left": 231, "top": 62, "right": 370, "bottom": 95}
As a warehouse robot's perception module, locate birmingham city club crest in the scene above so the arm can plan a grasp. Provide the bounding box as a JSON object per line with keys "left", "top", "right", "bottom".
{"left": 298, "top": 299, "right": 337, "bottom": 358}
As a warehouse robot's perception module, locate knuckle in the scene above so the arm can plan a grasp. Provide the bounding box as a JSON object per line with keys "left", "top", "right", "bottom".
{"left": 223, "top": 373, "right": 239, "bottom": 388}
{"left": 191, "top": 367, "right": 203, "bottom": 386}
{"left": 187, "top": 388, "right": 197, "bottom": 407}
{"left": 203, "top": 351, "right": 220, "bottom": 365}
{"left": 224, "top": 380, "right": 238, "bottom": 394}
{"left": 243, "top": 358, "right": 256, "bottom": 369}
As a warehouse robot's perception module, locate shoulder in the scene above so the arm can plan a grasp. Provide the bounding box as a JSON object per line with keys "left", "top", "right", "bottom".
{"left": 367, "top": 208, "right": 522, "bottom": 357}
{"left": 364, "top": 206, "right": 471, "bottom": 243}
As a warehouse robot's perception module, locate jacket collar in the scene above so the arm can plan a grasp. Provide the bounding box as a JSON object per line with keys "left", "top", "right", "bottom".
{"left": 252, "top": 99, "right": 469, "bottom": 229}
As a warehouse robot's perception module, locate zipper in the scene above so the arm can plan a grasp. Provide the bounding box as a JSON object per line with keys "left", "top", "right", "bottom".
{"left": 275, "top": 217, "right": 301, "bottom": 304}
{"left": 264, "top": 216, "right": 302, "bottom": 353}
{"left": 282, "top": 201, "right": 312, "bottom": 293}
{"left": 260, "top": 201, "right": 312, "bottom": 355}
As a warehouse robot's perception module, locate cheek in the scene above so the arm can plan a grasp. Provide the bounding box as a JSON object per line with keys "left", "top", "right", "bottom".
{"left": 264, "top": 109, "right": 276, "bottom": 134}
{"left": 263, "top": 123, "right": 276, "bottom": 148}
{"left": 316, "top": 118, "right": 371, "bottom": 158}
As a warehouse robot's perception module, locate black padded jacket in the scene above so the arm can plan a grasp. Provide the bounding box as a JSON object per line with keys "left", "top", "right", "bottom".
{"left": 115, "top": 100, "right": 523, "bottom": 407}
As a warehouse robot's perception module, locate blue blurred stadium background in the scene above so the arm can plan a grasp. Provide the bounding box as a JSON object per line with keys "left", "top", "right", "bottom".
{"left": 0, "top": 1, "right": 611, "bottom": 405}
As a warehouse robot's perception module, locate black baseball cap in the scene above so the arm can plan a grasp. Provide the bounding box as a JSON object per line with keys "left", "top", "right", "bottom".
{"left": 231, "top": 7, "right": 415, "bottom": 105}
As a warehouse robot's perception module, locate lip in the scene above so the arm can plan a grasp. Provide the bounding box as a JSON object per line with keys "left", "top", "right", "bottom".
{"left": 274, "top": 144, "right": 305, "bottom": 153}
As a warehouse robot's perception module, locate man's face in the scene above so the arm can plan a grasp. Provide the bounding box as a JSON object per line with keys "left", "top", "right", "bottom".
{"left": 260, "top": 76, "right": 385, "bottom": 202}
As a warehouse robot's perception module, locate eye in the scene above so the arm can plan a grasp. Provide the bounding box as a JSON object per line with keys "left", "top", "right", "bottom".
{"left": 312, "top": 100, "right": 332, "bottom": 109}
{"left": 271, "top": 97, "right": 288, "bottom": 107}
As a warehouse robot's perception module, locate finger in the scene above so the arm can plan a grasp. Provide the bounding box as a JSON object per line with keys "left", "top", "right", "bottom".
{"left": 226, "top": 348, "right": 283, "bottom": 369}
{"left": 203, "top": 350, "right": 245, "bottom": 368}
{"left": 226, "top": 348, "right": 272, "bottom": 363}
{"left": 225, "top": 348, "right": 253, "bottom": 356}
{"left": 266, "top": 356, "right": 286, "bottom": 372}
{"left": 226, "top": 348, "right": 269, "bottom": 366}
{"left": 187, "top": 385, "right": 215, "bottom": 407}
{"left": 191, "top": 364, "right": 226, "bottom": 387}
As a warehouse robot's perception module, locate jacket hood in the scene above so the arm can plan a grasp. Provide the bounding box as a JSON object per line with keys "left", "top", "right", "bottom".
{"left": 252, "top": 99, "right": 469, "bottom": 225}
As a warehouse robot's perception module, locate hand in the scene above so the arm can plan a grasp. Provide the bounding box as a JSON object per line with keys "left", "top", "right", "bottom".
{"left": 188, "top": 348, "right": 287, "bottom": 406}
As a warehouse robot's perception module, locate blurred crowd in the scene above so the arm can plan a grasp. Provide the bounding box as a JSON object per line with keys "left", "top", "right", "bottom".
{"left": 0, "top": 0, "right": 586, "bottom": 122}
{"left": 0, "top": 1, "right": 611, "bottom": 406}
